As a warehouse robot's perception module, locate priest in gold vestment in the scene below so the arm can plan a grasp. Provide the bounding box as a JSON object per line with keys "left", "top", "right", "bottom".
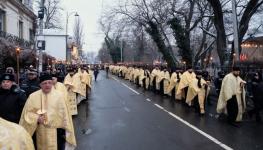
{"left": 167, "top": 70, "right": 181, "bottom": 100}
{"left": 176, "top": 67, "right": 196, "bottom": 101}
{"left": 19, "top": 74, "right": 76, "bottom": 150}
{"left": 186, "top": 71, "right": 208, "bottom": 114}
{"left": 217, "top": 67, "right": 246, "bottom": 125}
{"left": 0, "top": 117, "right": 34, "bottom": 150}
{"left": 52, "top": 73, "right": 70, "bottom": 110}
{"left": 64, "top": 69, "right": 78, "bottom": 115}
{"left": 150, "top": 67, "right": 160, "bottom": 93}
{"left": 74, "top": 68, "right": 85, "bottom": 104}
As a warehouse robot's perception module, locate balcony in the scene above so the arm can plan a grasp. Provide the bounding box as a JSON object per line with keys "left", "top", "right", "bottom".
{"left": 0, "top": 30, "right": 34, "bottom": 49}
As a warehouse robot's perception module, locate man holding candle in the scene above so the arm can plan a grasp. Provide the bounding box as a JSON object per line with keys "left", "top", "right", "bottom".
{"left": 19, "top": 73, "right": 76, "bottom": 150}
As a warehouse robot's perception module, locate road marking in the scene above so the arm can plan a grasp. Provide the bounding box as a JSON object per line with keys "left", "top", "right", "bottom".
{"left": 146, "top": 98, "right": 151, "bottom": 102}
{"left": 124, "top": 107, "right": 131, "bottom": 112}
{"left": 167, "top": 111, "right": 232, "bottom": 150}
{"left": 111, "top": 76, "right": 120, "bottom": 82}
{"left": 121, "top": 83, "right": 140, "bottom": 95}
{"left": 153, "top": 106, "right": 233, "bottom": 150}
{"left": 154, "top": 104, "right": 164, "bottom": 110}
{"left": 112, "top": 75, "right": 231, "bottom": 150}
{"left": 112, "top": 74, "right": 231, "bottom": 149}
{"left": 111, "top": 76, "right": 140, "bottom": 95}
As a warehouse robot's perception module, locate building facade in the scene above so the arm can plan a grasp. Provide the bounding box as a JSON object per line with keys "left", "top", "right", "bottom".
{"left": 0, "top": 0, "right": 36, "bottom": 49}
{"left": 42, "top": 29, "right": 67, "bottom": 61}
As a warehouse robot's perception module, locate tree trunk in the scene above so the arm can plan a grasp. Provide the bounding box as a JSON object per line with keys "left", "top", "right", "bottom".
{"left": 169, "top": 18, "right": 192, "bottom": 66}
{"left": 207, "top": 0, "right": 227, "bottom": 66}
{"left": 145, "top": 21, "right": 177, "bottom": 68}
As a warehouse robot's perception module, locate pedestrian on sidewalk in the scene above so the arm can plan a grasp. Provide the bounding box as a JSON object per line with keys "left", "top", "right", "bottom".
{"left": 0, "top": 73, "right": 27, "bottom": 123}
{"left": 248, "top": 72, "right": 263, "bottom": 122}
{"left": 94, "top": 66, "right": 99, "bottom": 82}
{"left": 106, "top": 64, "right": 109, "bottom": 78}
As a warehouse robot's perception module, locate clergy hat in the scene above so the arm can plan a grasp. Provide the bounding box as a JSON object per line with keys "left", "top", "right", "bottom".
{"left": 186, "top": 65, "right": 193, "bottom": 70}
{"left": 0, "top": 73, "right": 15, "bottom": 82}
{"left": 232, "top": 66, "right": 240, "bottom": 71}
{"left": 195, "top": 70, "right": 203, "bottom": 76}
{"left": 39, "top": 73, "right": 52, "bottom": 83}
{"left": 51, "top": 72, "right": 58, "bottom": 78}
{"left": 67, "top": 68, "right": 74, "bottom": 73}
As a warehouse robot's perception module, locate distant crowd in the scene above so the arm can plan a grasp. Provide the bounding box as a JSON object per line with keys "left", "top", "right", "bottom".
{"left": 109, "top": 64, "right": 263, "bottom": 127}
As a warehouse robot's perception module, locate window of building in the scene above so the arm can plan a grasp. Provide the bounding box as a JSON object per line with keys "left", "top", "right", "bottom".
{"left": 29, "top": 29, "right": 34, "bottom": 41}
{"left": 19, "top": 21, "right": 23, "bottom": 38}
{"left": 0, "top": 10, "right": 5, "bottom": 31}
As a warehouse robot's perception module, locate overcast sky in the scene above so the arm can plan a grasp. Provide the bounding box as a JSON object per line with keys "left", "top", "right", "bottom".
{"left": 61, "top": 0, "right": 114, "bottom": 54}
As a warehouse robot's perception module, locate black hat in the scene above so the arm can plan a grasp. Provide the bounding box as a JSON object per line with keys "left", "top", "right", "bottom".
{"left": 28, "top": 69, "right": 38, "bottom": 75}
{"left": 67, "top": 68, "right": 74, "bottom": 73}
{"left": 186, "top": 65, "right": 193, "bottom": 70}
{"left": 232, "top": 66, "right": 240, "bottom": 71}
{"left": 195, "top": 70, "right": 203, "bottom": 76}
{"left": 39, "top": 73, "right": 52, "bottom": 83}
{"left": 51, "top": 72, "right": 58, "bottom": 78}
{"left": 1, "top": 73, "right": 15, "bottom": 82}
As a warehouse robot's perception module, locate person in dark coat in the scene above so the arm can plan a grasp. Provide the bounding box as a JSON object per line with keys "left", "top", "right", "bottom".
{"left": 248, "top": 72, "right": 263, "bottom": 122}
{"left": 56, "top": 68, "right": 65, "bottom": 82}
{"left": 0, "top": 73, "right": 27, "bottom": 123}
{"left": 214, "top": 71, "right": 225, "bottom": 95}
{"left": 20, "top": 69, "right": 40, "bottom": 98}
{"left": 94, "top": 66, "right": 99, "bottom": 82}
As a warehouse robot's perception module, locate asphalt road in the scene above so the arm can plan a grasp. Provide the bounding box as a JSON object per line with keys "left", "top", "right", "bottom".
{"left": 73, "top": 71, "right": 263, "bottom": 150}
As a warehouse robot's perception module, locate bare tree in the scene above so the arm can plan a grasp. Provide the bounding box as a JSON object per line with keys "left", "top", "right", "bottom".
{"left": 73, "top": 17, "right": 85, "bottom": 57}
{"left": 104, "top": 0, "right": 179, "bottom": 68}
{"left": 97, "top": 43, "right": 113, "bottom": 63}
{"left": 207, "top": 0, "right": 263, "bottom": 66}
{"left": 36, "top": 0, "right": 63, "bottom": 29}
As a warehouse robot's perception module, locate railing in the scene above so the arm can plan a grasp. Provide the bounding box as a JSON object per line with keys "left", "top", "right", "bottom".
{"left": 0, "top": 30, "right": 34, "bottom": 49}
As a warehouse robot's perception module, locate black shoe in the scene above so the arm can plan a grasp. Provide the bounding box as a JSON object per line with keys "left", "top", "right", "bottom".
{"left": 228, "top": 121, "right": 240, "bottom": 128}
{"left": 256, "top": 115, "right": 261, "bottom": 123}
{"left": 248, "top": 110, "right": 253, "bottom": 118}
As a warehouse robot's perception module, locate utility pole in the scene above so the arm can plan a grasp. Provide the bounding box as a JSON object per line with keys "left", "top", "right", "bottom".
{"left": 38, "top": 0, "right": 45, "bottom": 72}
{"left": 66, "top": 12, "right": 70, "bottom": 63}
{"left": 66, "top": 12, "right": 79, "bottom": 64}
{"left": 232, "top": 0, "right": 240, "bottom": 61}
{"left": 120, "top": 40, "right": 123, "bottom": 62}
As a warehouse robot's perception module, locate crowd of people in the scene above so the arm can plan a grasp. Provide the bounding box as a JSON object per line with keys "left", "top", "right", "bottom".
{"left": 0, "top": 62, "right": 262, "bottom": 149}
{"left": 109, "top": 64, "right": 263, "bottom": 127}
{"left": 0, "top": 65, "right": 95, "bottom": 150}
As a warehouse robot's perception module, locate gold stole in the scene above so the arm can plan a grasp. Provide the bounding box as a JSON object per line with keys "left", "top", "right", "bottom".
{"left": 64, "top": 74, "right": 78, "bottom": 115}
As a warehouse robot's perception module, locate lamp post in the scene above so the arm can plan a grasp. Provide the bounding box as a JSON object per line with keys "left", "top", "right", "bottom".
{"left": 120, "top": 40, "right": 123, "bottom": 62}
{"left": 15, "top": 47, "right": 20, "bottom": 85}
{"left": 232, "top": 0, "right": 240, "bottom": 61}
{"left": 36, "top": 57, "right": 39, "bottom": 71}
{"left": 38, "top": 0, "right": 45, "bottom": 73}
{"left": 65, "top": 11, "right": 79, "bottom": 63}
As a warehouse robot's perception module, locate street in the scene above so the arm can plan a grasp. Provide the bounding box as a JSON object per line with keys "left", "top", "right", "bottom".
{"left": 73, "top": 72, "right": 263, "bottom": 150}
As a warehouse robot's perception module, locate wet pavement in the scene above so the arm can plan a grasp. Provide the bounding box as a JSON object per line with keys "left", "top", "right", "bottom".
{"left": 73, "top": 72, "right": 263, "bottom": 150}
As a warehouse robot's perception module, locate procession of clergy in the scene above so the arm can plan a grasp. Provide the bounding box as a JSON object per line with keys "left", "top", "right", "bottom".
{"left": 0, "top": 66, "right": 93, "bottom": 150}
{"left": 109, "top": 64, "right": 246, "bottom": 126}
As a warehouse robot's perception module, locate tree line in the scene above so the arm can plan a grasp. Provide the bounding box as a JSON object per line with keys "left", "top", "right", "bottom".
{"left": 98, "top": 0, "right": 263, "bottom": 69}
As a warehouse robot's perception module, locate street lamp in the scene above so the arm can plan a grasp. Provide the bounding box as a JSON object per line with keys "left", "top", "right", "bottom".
{"left": 15, "top": 47, "right": 21, "bottom": 85}
{"left": 66, "top": 11, "right": 79, "bottom": 64}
